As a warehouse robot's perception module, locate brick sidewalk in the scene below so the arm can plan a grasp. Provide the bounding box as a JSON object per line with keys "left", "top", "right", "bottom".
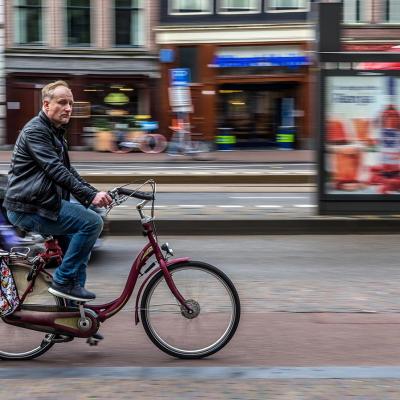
{"left": 0, "top": 149, "right": 315, "bottom": 164}
{"left": 4, "top": 378, "right": 400, "bottom": 400}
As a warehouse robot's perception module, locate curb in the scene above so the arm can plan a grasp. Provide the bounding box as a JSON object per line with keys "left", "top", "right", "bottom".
{"left": 83, "top": 174, "right": 315, "bottom": 185}
{"left": 108, "top": 218, "right": 400, "bottom": 236}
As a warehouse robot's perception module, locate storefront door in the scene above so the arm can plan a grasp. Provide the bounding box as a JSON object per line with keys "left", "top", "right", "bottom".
{"left": 217, "top": 83, "right": 299, "bottom": 149}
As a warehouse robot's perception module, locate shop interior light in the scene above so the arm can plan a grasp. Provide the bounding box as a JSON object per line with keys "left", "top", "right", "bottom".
{"left": 219, "top": 90, "right": 243, "bottom": 94}
{"left": 120, "top": 88, "right": 134, "bottom": 91}
{"left": 230, "top": 101, "right": 245, "bottom": 106}
{"left": 135, "top": 114, "right": 151, "bottom": 120}
{"left": 84, "top": 89, "right": 104, "bottom": 92}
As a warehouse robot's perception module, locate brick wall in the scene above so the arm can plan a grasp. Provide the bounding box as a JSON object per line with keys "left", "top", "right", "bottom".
{"left": 5, "top": 0, "right": 158, "bottom": 51}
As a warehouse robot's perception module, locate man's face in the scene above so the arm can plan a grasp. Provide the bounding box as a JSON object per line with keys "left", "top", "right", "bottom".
{"left": 43, "top": 86, "right": 74, "bottom": 127}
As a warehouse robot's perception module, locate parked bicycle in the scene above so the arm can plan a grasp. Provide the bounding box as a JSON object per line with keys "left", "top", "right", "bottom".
{"left": 0, "top": 181, "right": 240, "bottom": 360}
{"left": 167, "top": 119, "right": 211, "bottom": 159}
{"left": 112, "top": 123, "right": 167, "bottom": 154}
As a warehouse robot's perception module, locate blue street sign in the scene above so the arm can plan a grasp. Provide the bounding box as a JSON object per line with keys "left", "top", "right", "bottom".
{"left": 170, "top": 68, "right": 191, "bottom": 86}
{"left": 160, "top": 49, "right": 174, "bottom": 63}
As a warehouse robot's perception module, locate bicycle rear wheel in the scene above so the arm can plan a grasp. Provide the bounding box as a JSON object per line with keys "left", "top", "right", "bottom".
{"left": 0, "top": 263, "right": 62, "bottom": 360}
{"left": 140, "top": 261, "right": 240, "bottom": 359}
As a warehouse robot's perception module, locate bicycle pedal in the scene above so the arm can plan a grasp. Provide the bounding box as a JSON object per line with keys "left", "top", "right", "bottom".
{"left": 86, "top": 337, "right": 100, "bottom": 346}
{"left": 51, "top": 334, "right": 74, "bottom": 344}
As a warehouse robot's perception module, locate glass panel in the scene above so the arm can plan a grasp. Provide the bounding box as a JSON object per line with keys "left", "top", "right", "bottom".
{"left": 114, "top": 0, "right": 144, "bottom": 46}
{"left": 17, "top": 0, "right": 41, "bottom": 5}
{"left": 268, "top": 0, "right": 307, "bottom": 10}
{"left": 14, "top": 0, "right": 42, "bottom": 45}
{"left": 116, "top": 0, "right": 131, "bottom": 6}
{"left": 67, "top": 0, "right": 89, "bottom": 6}
{"left": 387, "top": 0, "right": 400, "bottom": 22}
{"left": 343, "top": 0, "right": 368, "bottom": 23}
{"left": 66, "top": 0, "right": 91, "bottom": 46}
{"left": 132, "top": 8, "right": 144, "bottom": 46}
{"left": 220, "top": 0, "right": 260, "bottom": 12}
{"left": 171, "top": 0, "right": 212, "bottom": 13}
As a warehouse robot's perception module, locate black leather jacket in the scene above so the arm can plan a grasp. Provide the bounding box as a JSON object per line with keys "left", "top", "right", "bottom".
{"left": 4, "top": 111, "right": 98, "bottom": 221}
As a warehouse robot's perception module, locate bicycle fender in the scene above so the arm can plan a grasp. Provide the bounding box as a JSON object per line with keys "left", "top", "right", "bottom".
{"left": 134, "top": 257, "right": 190, "bottom": 325}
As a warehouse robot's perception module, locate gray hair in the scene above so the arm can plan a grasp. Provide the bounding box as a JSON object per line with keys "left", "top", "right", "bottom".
{"left": 42, "top": 80, "right": 70, "bottom": 102}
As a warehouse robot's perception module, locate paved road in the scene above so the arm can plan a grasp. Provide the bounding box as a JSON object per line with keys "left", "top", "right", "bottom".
{"left": 105, "top": 187, "right": 317, "bottom": 219}
{"left": 0, "top": 161, "right": 315, "bottom": 172}
{"left": 3, "top": 235, "right": 400, "bottom": 399}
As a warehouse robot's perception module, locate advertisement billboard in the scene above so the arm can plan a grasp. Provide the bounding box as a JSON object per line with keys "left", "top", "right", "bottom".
{"left": 324, "top": 74, "right": 400, "bottom": 196}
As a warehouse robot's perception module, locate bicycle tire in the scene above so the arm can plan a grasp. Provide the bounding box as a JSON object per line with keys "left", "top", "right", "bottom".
{"left": 0, "top": 263, "right": 63, "bottom": 360}
{"left": 140, "top": 261, "right": 240, "bottom": 359}
{"left": 139, "top": 134, "right": 167, "bottom": 154}
{"left": 188, "top": 141, "right": 213, "bottom": 160}
{"left": 110, "top": 141, "right": 134, "bottom": 154}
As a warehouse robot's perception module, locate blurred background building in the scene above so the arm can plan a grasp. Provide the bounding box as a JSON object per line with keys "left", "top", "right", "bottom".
{"left": 2, "top": 1, "right": 400, "bottom": 149}
{"left": 156, "top": 0, "right": 315, "bottom": 149}
{"left": 340, "top": 0, "right": 400, "bottom": 51}
{"left": 4, "top": 0, "right": 159, "bottom": 147}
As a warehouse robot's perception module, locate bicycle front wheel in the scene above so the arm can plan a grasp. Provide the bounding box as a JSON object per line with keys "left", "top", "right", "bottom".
{"left": 0, "top": 263, "right": 63, "bottom": 360}
{"left": 140, "top": 261, "right": 240, "bottom": 359}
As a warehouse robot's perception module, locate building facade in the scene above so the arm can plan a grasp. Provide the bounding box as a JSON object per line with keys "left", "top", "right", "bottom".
{"left": 5, "top": 0, "right": 159, "bottom": 147}
{"left": 156, "top": 0, "right": 316, "bottom": 149}
{"left": 334, "top": 0, "right": 400, "bottom": 50}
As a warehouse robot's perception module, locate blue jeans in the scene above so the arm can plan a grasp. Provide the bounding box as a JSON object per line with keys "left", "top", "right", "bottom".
{"left": 7, "top": 200, "right": 103, "bottom": 287}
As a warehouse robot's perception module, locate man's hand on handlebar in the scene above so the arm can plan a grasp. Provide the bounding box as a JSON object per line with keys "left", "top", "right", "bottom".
{"left": 92, "top": 191, "right": 113, "bottom": 208}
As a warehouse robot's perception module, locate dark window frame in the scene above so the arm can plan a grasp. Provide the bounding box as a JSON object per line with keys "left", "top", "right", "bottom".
{"left": 113, "top": 0, "right": 145, "bottom": 47}
{"left": 14, "top": 0, "right": 44, "bottom": 46}
{"left": 65, "top": 0, "right": 92, "bottom": 47}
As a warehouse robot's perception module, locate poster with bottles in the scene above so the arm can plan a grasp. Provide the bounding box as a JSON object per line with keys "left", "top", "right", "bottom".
{"left": 325, "top": 75, "right": 400, "bottom": 195}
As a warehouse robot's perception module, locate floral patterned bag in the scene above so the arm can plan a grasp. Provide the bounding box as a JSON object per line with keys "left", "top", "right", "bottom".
{"left": 0, "top": 258, "right": 20, "bottom": 317}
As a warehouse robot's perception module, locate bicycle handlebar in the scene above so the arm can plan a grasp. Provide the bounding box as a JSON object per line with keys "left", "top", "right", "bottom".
{"left": 115, "top": 187, "right": 154, "bottom": 201}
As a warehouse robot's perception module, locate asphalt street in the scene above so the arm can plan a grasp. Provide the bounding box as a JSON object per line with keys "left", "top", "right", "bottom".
{"left": 0, "top": 161, "right": 314, "bottom": 173}
{"left": 3, "top": 235, "right": 400, "bottom": 398}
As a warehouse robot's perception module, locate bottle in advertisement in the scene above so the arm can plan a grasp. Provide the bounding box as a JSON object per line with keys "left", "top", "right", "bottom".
{"left": 380, "top": 77, "right": 400, "bottom": 174}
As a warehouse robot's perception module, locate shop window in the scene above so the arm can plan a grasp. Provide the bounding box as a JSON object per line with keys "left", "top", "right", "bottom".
{"left": 66, "top": 0, "right": 91, "bottom": 46}
{"left": 114, "top": 0, "right": 144, "bottom": 47}
{"left": 266, "top": 0, "right": 309, "bottom": 12}
{"left": 71, "top": 102, "right": 91, "bottom": 119}
{"left": 383, "top": 0, "right": 400, "bottom": 23}
{"left": 14, "top": 0, "right": 43, "bottom": 45}
{"left": 218, "top": 0, "right": 261, "bottom": 13}
{"left": 85, "top": 84, "right": 139, "bottom": 120}
{"left": 342, "top": 0, "right": 369, "bottom": 24}
{"left": 169, "top": 0, "right": 213, "bottom": 14}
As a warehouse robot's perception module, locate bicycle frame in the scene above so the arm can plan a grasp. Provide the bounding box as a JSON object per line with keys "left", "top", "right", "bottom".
{"left": 5, "top": 213, "right": 190, "bottom": 338}
{"left": 87, "top": 219, "right": 190, "bottom": 324}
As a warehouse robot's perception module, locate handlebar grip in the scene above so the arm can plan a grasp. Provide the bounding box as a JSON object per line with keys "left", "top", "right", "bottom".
{"left": 116, "top": 188, "right": 154, "bottom": 201}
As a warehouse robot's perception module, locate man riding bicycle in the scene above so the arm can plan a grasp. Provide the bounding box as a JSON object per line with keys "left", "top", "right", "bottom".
{"left": 4, "top": 80, "right": 112, "bottom": 302}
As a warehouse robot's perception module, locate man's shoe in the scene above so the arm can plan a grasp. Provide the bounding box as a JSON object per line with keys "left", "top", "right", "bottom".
{"left": 70, "top": 284, "right": 96, "bottom": 301}
{"left": 48, "top": 281, "right": 96, "bottom": 302}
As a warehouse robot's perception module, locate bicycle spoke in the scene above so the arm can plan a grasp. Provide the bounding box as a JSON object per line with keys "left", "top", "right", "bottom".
{"left": 141, "top": 262, "right": 240, "bottom": 358}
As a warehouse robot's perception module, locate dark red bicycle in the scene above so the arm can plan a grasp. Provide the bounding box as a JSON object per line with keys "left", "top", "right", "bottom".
{"left": 0, "top": 181, "right": 240, "bottom": 360}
